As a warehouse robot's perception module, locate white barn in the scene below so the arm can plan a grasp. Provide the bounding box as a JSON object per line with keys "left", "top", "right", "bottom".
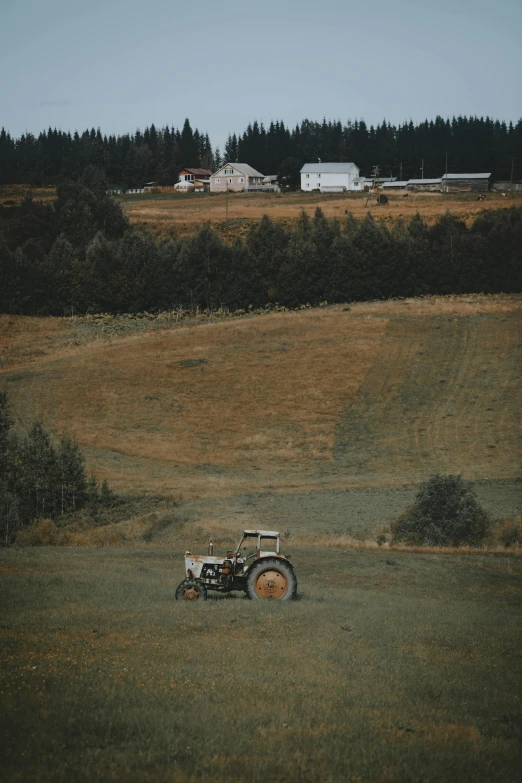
{"left": 301, "top": 162, "right": 360, "bottom": 192}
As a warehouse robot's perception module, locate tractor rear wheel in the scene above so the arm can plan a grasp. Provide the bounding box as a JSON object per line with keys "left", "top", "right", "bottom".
{"left": 175, "top": 579, "right": 207, "bottom": 601}
{"left": 246, "top": 558, "right": 297, "bottom": 600}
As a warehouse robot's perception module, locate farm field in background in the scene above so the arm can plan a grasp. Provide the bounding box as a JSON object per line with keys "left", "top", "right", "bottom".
{"left": 2, "top": 184, "right": 521, "bottom": 240}
{"left": 0, "top": 184, "right": 56, "bottom": 205}
{"left": 121, "top": 190, "right": 522, "bottom": 239}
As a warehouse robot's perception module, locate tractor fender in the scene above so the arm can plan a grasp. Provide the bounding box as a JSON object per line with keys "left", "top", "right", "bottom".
{"left": 244, "top": 555, "right": 294, "bottom": 574}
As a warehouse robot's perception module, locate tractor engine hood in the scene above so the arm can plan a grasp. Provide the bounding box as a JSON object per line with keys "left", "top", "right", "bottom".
{"left": 184, "top": 553, "right": 224, "bottom": 579}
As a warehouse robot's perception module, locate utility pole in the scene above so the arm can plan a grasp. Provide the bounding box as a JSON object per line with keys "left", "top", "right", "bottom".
{"left": 511, "top": 156, "right": 515, "bottom": 184}
{"left": 421, "top": 159, "right": 424, "bottom": 179}
{"left": 366, "top": 165, "right": 379, "bottom": 207}
{"left": 444, "top": 149, "right": 448, "bottom": 193}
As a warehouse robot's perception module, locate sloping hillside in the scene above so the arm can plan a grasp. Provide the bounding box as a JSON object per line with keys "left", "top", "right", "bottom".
{"left": 1, "top": 296, "right": 520, "bottom": 511}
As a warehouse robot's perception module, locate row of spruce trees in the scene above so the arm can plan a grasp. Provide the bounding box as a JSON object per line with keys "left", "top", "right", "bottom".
{"left": 1, "top": 167, "right": 521, "bottom": 316}
{"left": 1, "top": 115, "right": 521, "bottom": 187}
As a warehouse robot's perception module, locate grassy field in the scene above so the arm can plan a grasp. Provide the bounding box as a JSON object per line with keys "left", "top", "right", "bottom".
{"left": 1, "top": 295, "right": 520, "bottom": 502}
{"left": 1, "top": 296, "right": 521, "bottom": 781}
{"left": 119, "top": 189, "right": 522, "bottom": 240}
{"left": 1, "top": 545, "right": 521, "bottom": 782}
{"left": 0, "top": 183, "right": 57, "bottom": 205}
{"left": 2, "top": 183, "right": 521, "bottom": 240}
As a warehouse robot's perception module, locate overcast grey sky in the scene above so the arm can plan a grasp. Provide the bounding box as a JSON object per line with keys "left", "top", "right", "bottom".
{"left": 1, "top": 0, "right": 521, "bottom": 150}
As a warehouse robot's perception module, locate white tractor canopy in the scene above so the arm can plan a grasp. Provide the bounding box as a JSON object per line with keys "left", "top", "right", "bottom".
{"left": 237, "top": 530, "right": 281, "bottom": 556}
{"left": 242, "top": 529, "right": 280, "bottom": 537}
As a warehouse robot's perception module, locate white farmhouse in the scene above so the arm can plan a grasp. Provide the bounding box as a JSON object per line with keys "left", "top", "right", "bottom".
{"left": 300, "top": 162, "right": 360, "bottom": 192}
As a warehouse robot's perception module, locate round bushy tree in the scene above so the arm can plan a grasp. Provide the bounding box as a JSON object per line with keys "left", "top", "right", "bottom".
{"left": 392, "top": 474, "right": 490, "bottom": 547}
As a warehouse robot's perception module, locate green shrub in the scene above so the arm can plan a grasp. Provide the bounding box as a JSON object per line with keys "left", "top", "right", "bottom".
{"left": 391, "top": 474, "right": 490, "bottom": 547}
{"left": 499, "top": 518, "right": 522, "bottom": 548}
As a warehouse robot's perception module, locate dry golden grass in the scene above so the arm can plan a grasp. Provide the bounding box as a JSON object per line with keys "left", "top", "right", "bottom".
{"left": 0, "top": 184, "right": 56, "bottom": 205}
{"left": 56, "top": 309, "right": 385, "bottom": 463}
{"left": 2, "top": 184, "right": 520, "bottom": 240}
{"left": 121, "top": 190, "right": 522, "bottom": 239}
{"left": 1, "top": 296, "right": 520, "bottom": 501}
{"left": 0, "top": 314, "right": 69, "bottom": 368}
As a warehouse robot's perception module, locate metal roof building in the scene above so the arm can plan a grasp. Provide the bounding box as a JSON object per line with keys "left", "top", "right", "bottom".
{"left": 441, "top": 173, "right": 491, "bottom": 192}
{"left": 407, "top": 178, "right": 442, "bottom": 192}
{"left": 441, "top": 173, "right": 491, "bottom": 180}
{"left": 301, "top": 162, "right": 358, "bottom": 174}
{"left": 408, "top": 178, "right": 442, "bottom": 185}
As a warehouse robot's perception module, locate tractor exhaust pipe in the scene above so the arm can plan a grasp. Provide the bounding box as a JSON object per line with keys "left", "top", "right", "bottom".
{"left": 208, "top": 539, "right": 214, "bottom": 556}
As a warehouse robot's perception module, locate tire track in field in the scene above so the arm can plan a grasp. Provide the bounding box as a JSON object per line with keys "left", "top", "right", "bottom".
{"left": 334, "top": 311, "right": 521, "bottom": 482}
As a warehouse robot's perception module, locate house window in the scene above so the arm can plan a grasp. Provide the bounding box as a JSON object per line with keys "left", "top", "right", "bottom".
{"left": 215, "top": 178, "right": 220, "bottom": 183}
{"left": 239, "top": 178, "right": 244, "bottom": 183}
{"left": 224, "top": 168, "right": 233, "bottom": 175}
{"left": 317, "top": 174, "right": 321, "bottom": 178}
{"left": 228, "top": 178, "right": 233, "bottom": 184}
{"left": 305, "top": 174, "right": 309, "bottom": 178}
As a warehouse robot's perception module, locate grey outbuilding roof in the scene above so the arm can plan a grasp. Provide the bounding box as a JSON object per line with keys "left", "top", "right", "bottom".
{"left": 408, "top": 178, "right": 442, "bottom": 185}
{"left": 232, "top": 163, "right": 265, "bottom": 178}
{"left": 441, "top": 173, "right": 491, "bottom": 180}
{"left": 301, "top": 162, "right": 358, "bottom": 173}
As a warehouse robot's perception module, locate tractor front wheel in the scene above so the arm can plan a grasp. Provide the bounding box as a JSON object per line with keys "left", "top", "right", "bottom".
{"left": 175, "top": 579, "right": 207, "bottom": 601}
{"left": 246, "top": 559, "right": 297, "bottom": 600}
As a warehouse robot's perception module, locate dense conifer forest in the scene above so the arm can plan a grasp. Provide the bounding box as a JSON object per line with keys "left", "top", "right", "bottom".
{"left": 1, "top": 115, "right": 521, "bottom": 187}
{"left": 1, "top": 167, "right": 521, "bottom": 316}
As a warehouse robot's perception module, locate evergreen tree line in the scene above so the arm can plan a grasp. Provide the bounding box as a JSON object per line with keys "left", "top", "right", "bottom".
{"left": 1, "top": 168, "right": 521, "bottom": 316}
{"left": 0, "top": 392, "right": 114, "bottom": 545}
{"left": 1, "top": 115, "right": 521, "bottom": 187}
{"left": 0, "top": 119, "right": 216, "bottom": 188}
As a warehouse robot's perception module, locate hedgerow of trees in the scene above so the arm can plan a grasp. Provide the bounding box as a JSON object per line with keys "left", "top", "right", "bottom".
{"left": 1, "top": 115, "right": 521, "bottom": 187}
{"left": 0, "top": 392, "right": 114, "bottom": 545}
{"left": 0, "top": 167, "right": 521, "bottom": 316}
